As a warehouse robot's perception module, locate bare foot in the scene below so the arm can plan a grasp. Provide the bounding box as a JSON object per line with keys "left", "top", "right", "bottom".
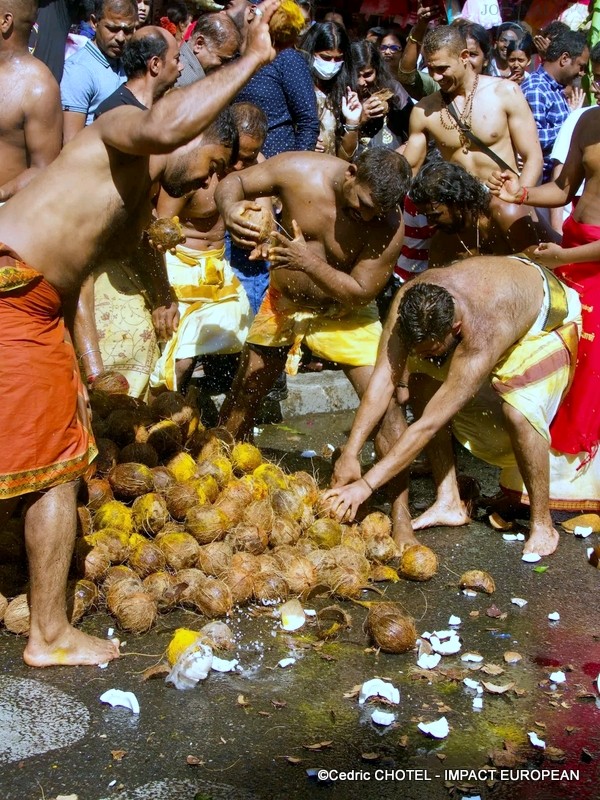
{"left": 393, "top": 529, "right": 422, "bottom": 555}
{"left": 523, "top": 523, "right": 559, "bottom": 557}
{"left": 24, "top": 625, "right": 120, "bottom": 668}
{"left": 412, "top": 500, "right": 470, "bottom": 530}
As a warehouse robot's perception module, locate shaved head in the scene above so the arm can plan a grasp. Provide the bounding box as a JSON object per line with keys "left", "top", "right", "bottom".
{"left": 0, "top": 0, "right": 38, "bottom": 35}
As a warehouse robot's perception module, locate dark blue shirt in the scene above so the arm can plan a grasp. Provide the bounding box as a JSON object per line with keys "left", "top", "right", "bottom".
{"left": 236, "top": 48, "right": 319, "bottom": 158}
{"left": 521, "top": 66, "right": 570, "bottom": 182}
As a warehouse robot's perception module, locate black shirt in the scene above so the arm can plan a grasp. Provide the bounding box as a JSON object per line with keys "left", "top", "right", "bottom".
{"left": 95, "top": 84, "right": 148, "bottom": 117}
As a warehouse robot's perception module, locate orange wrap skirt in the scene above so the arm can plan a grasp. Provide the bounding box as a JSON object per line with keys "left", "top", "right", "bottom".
{"left": 0, "top": 244, "right": 96, "bottom": 499}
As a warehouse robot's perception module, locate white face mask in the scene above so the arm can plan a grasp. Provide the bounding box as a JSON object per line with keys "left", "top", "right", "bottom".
{"left": 313, "top": 55, "right": 343, "bottom": 80}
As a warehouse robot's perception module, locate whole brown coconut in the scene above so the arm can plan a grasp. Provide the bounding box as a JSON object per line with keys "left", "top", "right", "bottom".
{"left": 253, "top": 462, "right": 288, "bottom": 490}
{"left": 94, "top": 499, "right": 134, "bottom": 532}
{"left": 193, "top": 474, "right": 219, "bottom": 504}
{"left": 340, "top": 527, "right": 367, "bottom": 556}
{"left": 165, "top": 482, "right": 199, "bottom": 521}
{"left": 189, "top": 427, "right": 233, "bottom": 461}
{"left": 110, "top": 590, "right": 158, "bottom": 633}
{"left": 109, "top": 463, "right": 154, "bottom": 501}
{"left": 85, "top": 477, "right": 114, "bottom": 511}
{"left": 174, "top": 568, "right": 207, "bottom": 605}
{"left": 361, "top": 511, "right": 392, "bottom": 539}
{"left": 146, "top": 215, "right": 185, "bottom": 250}
{"left": 106, "top": 576, "right": 147, "bottom": 611}
{"left": 93, "top": 370, "right": 130, "bottom": 395}
{"left": 253, "top": 571, "right": 289, "bottom": 603}
{"left": 215, "top": 481, "right": 254, "bottom": 525}
{"left": 103, "top": 565, "right": 141, "bottom": 593}
{"left": 85, "top": 528, "right": 130, "bottom": 563}
{"left": 68, "top": 579, "right": 99, "bottom": 623}
{"left": 277, "top": 553, "right": 317, "bottom": 594}
{"left": 225, "top": 552, "right": 258, "bottom": 603}
{"left": 89, "top": 390, "right": 116, "bottom": 420}
{"left": 241, "top": 205, "right": 273, "bottom": 242}
{"left": 132, "top": 492, "right": 169, "bottom": 536}
{"left": 229, "top": 522, "right": 268, "bottom": 555}
{"left": 146, "top": 419, "right": 183, "bottom": 460}
{"left": 75, "top": 542, "right": 111, "bottom": 581}
{"left": 4, "top": 593, "right": 30, "bottom": 634}
{"left": 324, "top": 566, "right": 363, "bottom": 599}
{"left": 155, "top": 521, "right": 185, "bottom": 539}
{"left": 459, "top": 569, "right": 496, "bottom": 594}
{"left": 119, "top": 443, "right": 159, "bottom": 468}
{"left": 192, "top": 577, "right": 233, "bottom": 617}
{"left": 328, "top": 545, "right": 370, "bottom": 582}
{"left": 399, "top": 545, "right": 438, "bottom": 582}
{"left": 196, "top": 540, "right": 233, "bottom": 577}
{"left": 289, "top": 471, "right": 320, "bottom": 506}
{"left": 363, "top": 532, "right": 400, "bottom": 563}
{"left": 306, "top": 518, "right": 343, "bottom": 549}
{"left": 128, "top": 539, "right": 167, "bottom": 578}
{"left": 196, "top": 455, "right": 233, "bottom": 487}
{"left": 158, "top": 531, "right": 201, "bottom": 571}
{"left": 150, "top": 390, "right": 200, "bottom": 441}
{"left": 0, "top": 591, "right": 8, "bottom": 622}
{"left": 143, "top": 571, "right": 180, "bottom": 611}
{"left": 185, "top": 506, "right": 231, "bottom": 544}
{"left": 268, "top": 516, "right": 302, "bottom": 548}
{"left": 95, "top": 438, "right": 120, "bottom": 475}
{"left": 270, "top": 488, "right": 305, "bottom": 522}
{"left": 151, "top": 465, "right": 177, "bottom": 494}
{"left": 242, "top": 498, "right": 274, "bottom": 533}
{"left": 366, "top": 602, "right": 417, "bottom": 654}
{"left": 298, "top": 503, "right": 315, "bottom": 532}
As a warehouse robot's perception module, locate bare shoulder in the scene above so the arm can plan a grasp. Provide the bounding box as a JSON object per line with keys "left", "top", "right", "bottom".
{"left": 491, "top": 76, "right": 526, "bottom": 104}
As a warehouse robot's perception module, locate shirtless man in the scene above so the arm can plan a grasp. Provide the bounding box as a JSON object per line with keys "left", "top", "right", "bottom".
{"left": 410, "top": 161, "right": 558, "bottom": 266}
{"left": 215, "top": 147, "right": 411, "bottom": 439}
{"left": 0, "top": 0, "right": 62, "bottom": 201}
{"left": 150, "top": 102, "right": 268, "bottom": 393}
{"left": 402, "top": 25, "right": 542, "bottom": 186}
{"left": 0, "top": 0, "right": 278, "bottom": 668}
{"left": 324, "top": 256, "right": 581, "bottom": 557}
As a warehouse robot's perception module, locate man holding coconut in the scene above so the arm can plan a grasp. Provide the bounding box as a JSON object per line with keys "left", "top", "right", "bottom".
{"left": 0, "top": 0, "right": 279, "bottom": 668}
{"left": 323, "top": 255, "right": 583, "bottom": 559}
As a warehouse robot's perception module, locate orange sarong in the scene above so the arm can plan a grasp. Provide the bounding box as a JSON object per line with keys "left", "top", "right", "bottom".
{"left": 0, "top": 244, "right": 96, "bottom": 499}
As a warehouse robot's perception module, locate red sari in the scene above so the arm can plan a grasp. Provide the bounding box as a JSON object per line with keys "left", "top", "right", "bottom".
{"left": 550, "top": 215, "right": 600, "bottom": 456}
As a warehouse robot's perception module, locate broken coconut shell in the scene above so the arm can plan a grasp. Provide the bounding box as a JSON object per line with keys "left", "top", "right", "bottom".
{"left": 399, "top": 544, "right": 438, "bottom": 582}
{"left": 366, "top": 602, "right": 417, "bottom": 654}
{"left": 460, "top": 569, "right": 496, "bottom": 594}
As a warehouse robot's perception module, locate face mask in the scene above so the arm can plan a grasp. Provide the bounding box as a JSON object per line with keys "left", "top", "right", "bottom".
{"left": 313, "top": 55, "right": 343, "bottom": 80}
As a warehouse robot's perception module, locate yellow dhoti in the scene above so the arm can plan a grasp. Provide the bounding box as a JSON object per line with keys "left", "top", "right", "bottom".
{"left": 411, "top": 259, "right": 599, "bottom": 510}
{"left": 94, "top": 261, "right": 159, "bottom": 399}
{"left": 247, "top": 286, "right": 382, "bottom": 376}
{"left": 150, "top": 245, "right": 251, "bottom": 391}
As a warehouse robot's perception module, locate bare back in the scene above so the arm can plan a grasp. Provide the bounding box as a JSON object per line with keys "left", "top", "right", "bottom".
{"left": 0, "top": 52, "right": 62, "bottom": 197}
{"left": 0, "top": 113, "right": 154, "bottom": 297}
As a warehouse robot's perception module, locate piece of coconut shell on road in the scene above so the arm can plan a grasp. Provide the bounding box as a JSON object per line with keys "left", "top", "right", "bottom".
{"left": 460, "top": 569, "right": 496, "bottom": 594}
{"left": 146, "top": 215, "right": 185, "bottom": 252}
{"left": 366, "top": 602, "right": 417, "bottom": 654}
{"left": 399, "top": 544, "right": 438, "bottom": 581}
{"left": 200, "top": 620, "right": 235, "bottom": 651}
{"left": 68, "top": 579, "right": 99, "bottom": 623}
{"left": 589, "top": 545, "right": 600, "bottom": 568}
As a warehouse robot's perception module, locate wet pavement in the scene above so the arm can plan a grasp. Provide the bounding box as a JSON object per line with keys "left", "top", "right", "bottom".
{"left": 1, "top": 410, "right": 600, "bottom": 800}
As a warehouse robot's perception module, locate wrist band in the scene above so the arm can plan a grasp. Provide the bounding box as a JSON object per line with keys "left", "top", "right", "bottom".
{"left": 408, "top": 33, "right": 422, "bottom": 46}
{"left": 362, "top": 475, "right": 376, "bottom": 493}
{"left": 78, "top": 348, "right": 101, "bottom": 362}
{"left": 343, "top": 123, "right": 360, "bottom": 132}
{"left": 396, "top": 381, "right": 409, "bottom": 389}
{"left": 516, "top": 186, "right": 529, "bottom": 205}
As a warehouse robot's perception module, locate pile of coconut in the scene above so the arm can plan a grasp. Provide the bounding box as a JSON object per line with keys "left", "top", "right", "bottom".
{"left": 0, "top": 373, "right": 438, "bottom": 638}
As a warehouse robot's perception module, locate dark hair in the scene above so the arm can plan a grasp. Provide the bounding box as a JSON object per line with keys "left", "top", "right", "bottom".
{"left": 164, "top": 0, "right": 188, "bottom": 25}
{"left": 397, "top": 283, "right": 455, "bottom": 346}
{"left": 591, "top": 41, "right": 600, "bottom": 64}
{"left": 494, "top": 21, "right": 525, "bottom": 41}
{"left": 410, "top": 161, "right": 490, "bottom": 218}
{"left": 122, "top": 30, "right": 168, "bottom": 77}
{"left": 93, "top": 0, "right": 137, "bottom": 19}
{"left": 367, "top": 25, "right": 386, "bottom": 41}
{"left": 506, "top": 33, "right": 534, "bottom": 60}
{"left": 351, "top": 40, "right": 395, "bottom": 94}
{"left": 455, "top": 21, "right": 491, "bottom": 67}
{"left": 545, "top": 29, "right": 588, "bottom": 62}
{"left": 381, "top": 28, "right": 404, "bottom": 46}
{"left": 192, "top": 11, "right": 240, "bottom": 48}
{"left": 354, "top": 148, "right": 412, "bottom": 213}
{"left": 202, "top": 107, "right": 239, "bottom": 164}
{"left": 423, "top": 25, "right": 467, "bottom": 59}
{"left": 539, "top": 20, "right": 569, "bottom": 41}
{"left": 300, "top": 21, "right": 352, "bottom": 139}
{"left": 231, "top": 102, "right": 267, "bottom": 143}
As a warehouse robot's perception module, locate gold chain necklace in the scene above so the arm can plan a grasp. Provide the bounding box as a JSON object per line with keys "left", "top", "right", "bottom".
{"left": 440, "top": 75, "right": 480, "bottom": 154}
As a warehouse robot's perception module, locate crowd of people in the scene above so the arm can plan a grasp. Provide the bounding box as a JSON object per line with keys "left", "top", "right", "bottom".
{"left": 0, "top": 0, "right": 599, "bottom": 667}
